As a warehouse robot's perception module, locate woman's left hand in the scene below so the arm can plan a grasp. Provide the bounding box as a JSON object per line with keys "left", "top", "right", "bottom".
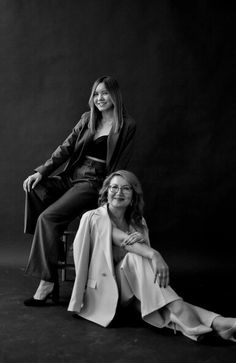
{"left": 121, "top": 232, "right": 146, "bottom": 247}
{"left": 151, "top": 251, "right": 169, "bottom": 288}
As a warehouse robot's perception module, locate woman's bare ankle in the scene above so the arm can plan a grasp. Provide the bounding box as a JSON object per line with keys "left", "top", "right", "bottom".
{"left": 168, "top": 300, "right": 201, "bottom": 327}
{"left": 168, "top": 300, "right": 185, "bottom": 316}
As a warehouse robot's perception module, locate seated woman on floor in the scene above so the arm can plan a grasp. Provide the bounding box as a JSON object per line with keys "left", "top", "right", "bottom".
{"left": 68, "top": 170, "right": 236, "bottom": 342}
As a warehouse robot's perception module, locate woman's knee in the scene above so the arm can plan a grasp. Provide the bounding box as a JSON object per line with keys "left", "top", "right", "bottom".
{"left": 37, "top": 208, "right": 56, "bottom": 225}
{"left": 26, "top": 183, "right": 48, "bottom": 204}
{"left": 37, "top": 205, "right": 71, "bottom": 226}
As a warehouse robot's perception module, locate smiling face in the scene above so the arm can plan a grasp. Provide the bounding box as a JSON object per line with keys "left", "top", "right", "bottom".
{"left": 93, "top": 82, "right": 114, "bottom": 112}
{"left": 107, "top": 175, "right": 133, "bottom": 211}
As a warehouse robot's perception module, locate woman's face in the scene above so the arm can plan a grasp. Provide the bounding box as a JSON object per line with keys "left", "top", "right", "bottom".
{"left": 93, "top": 82, "right": 114, "bottom": 112}
{"left": 107, "top": 176, "right": 133, "bottom": 210}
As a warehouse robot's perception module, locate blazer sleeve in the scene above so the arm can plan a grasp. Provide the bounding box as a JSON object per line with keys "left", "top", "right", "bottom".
{"left": 35, "top": 112, "right": 89, "bottom": 177}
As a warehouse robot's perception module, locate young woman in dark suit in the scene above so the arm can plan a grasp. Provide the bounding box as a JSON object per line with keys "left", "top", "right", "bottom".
{"left": 23, "top": 76, "right": 136, "bottom": 306}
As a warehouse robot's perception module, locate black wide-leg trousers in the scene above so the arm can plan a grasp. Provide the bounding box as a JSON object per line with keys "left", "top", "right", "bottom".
{"left": 24, "top": 175, "right": 100, "bottom": 281}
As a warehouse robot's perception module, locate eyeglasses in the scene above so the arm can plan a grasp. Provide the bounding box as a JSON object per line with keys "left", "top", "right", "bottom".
{"left": 108, "top": 184, "right": 132, "bottom": 195}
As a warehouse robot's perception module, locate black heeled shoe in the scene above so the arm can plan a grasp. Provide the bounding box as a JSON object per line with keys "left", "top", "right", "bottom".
{"left": 24, "top": 282, "right": 59, "bottom": 307}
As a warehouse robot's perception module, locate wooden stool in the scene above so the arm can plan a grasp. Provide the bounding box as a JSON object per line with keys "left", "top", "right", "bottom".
{"left": 58, "top": 230, "right": 76, "bottom": 281}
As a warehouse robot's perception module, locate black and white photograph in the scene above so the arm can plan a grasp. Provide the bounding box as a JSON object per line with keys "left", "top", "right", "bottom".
{"left": 1, "top": 1, "right": 236, "bottom": 362}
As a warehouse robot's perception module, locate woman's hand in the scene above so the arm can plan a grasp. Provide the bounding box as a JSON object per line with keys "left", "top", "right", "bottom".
{"left": 121, "top": 232, "right": 146, "bottom": 247}
{"left": 151, "top": 251, "right": 169, "bottom": 288}
{"left": 23, "top": 172, "right": 42, "bottom": 192}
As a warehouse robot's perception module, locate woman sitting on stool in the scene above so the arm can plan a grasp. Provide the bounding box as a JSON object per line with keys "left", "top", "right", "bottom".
{"left": 68, "top": 170, "right": 236, "bottom": 343}
{"left": 23, "top": 76, "right": 136, "bottom": 306}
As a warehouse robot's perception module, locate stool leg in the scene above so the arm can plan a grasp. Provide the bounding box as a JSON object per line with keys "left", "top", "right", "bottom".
{"left": 61, "top": 231, "right": 76, "bottom": 282}
{"left": 61, "top": 234, "right": 67, "bottom": 282}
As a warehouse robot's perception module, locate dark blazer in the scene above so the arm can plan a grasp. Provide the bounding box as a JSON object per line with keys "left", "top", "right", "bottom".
{"left": 36, "top": 111, "right": 136, "bottom": 177}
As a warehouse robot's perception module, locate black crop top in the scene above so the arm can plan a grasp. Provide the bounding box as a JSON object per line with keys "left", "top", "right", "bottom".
{"left": 87, "top": 135, "right": 108, "bottom": 160}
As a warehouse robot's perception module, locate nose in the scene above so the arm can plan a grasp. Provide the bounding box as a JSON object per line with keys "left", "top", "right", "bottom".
{"left": 98, "top": 93, "right": 104, "bottom": 101}
{"left": 116, "top": 187, "right": 124, "bottom": 195}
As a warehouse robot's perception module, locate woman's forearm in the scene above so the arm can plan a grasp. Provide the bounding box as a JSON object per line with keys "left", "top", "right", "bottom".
{"left": 112, "top": 226, "right": 169, "bottom": 288}
{"left": 112, "top": 227, "right": 156, "bottom": 260}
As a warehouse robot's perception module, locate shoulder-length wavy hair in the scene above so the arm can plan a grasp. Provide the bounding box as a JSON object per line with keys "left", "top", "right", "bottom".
{"left": 98, "top": 170, "right": 145, "bottom": 229}
{"left": 88, "top": 76, "right": 125, "bottom": 133}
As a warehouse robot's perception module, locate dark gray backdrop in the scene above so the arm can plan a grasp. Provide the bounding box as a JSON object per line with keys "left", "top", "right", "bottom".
{"left": 1, "top": 1, "right": 235, "bottom": 261}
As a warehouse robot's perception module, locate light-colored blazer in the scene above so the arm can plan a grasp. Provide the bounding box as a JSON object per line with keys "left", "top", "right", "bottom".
{"left": 68, "top": 205, "right": 119, "bottom": 327}
{"left": 68, "top": 204, "right": 151, "bottom": 327}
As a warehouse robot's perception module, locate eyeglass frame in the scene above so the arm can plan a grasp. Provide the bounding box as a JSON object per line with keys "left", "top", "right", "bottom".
{"left": 108, "top": 184, "right": 133, "bottom": 195}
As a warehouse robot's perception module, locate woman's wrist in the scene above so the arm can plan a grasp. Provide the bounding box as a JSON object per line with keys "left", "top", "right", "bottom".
{"left": 149, "top": 249, "right": 159, "bottom": 260}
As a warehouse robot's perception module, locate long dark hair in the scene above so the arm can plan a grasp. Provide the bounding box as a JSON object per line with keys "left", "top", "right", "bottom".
{"left": 88, "top": 76, "right": 125, "bottom": 133}
{"left": 98, "top": 170, "right": 145, "bottom": 229}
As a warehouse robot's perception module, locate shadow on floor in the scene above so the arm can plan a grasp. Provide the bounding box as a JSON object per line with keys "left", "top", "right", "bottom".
{"left": 1, "top": 264, "right": 236, "bottom": 362}
{"left": 1, "top": 238, "right": 236, "bottom": 363}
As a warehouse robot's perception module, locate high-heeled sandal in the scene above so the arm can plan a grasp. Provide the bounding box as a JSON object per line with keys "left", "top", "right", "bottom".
{"left": 170, "top": 312, "right": 212, "bottom": 340}
{"left": 217, "top": 322, "right": 236, "bottom": 342}
{"left": 24, "top": 282, "right": 59, "bottom": 306}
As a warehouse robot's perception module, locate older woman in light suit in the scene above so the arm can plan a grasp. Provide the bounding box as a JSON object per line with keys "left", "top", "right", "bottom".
{"left": 68, "top": 170, "right": 236, "bottom": 343}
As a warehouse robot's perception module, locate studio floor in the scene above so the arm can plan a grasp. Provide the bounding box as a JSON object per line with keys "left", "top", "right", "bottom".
{"left": 0, "top": 239, "right": 236, "bottom": 363}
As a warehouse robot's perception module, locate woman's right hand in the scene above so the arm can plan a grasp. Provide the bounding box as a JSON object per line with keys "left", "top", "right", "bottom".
{"left": 23, "top": 172, "right": 42, "bottom": 192}
{"left": 121, "top": 232, "right": 146, "bottom": 247}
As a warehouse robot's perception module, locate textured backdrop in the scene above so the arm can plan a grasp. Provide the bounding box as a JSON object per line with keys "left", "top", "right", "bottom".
{"left": 1, "top": 1, "right": 235, "bottom": 259}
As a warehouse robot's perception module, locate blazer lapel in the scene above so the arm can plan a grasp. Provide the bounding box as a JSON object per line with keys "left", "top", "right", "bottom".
{"left": 69, "top": 128, "right": 94, "bottom": 168}
{"left": 77, "top": 127, "right": 94, "bottom": 153}
{"left": 106, "top": 125, "right": 121, "bottom": 167}
{"left": 97, "top": 205, "right": 115, "bottom": 275}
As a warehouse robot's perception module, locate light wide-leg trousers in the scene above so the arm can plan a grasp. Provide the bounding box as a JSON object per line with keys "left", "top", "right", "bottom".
{"left": 115, "top": 252, "right": 219, "bottom": 330}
